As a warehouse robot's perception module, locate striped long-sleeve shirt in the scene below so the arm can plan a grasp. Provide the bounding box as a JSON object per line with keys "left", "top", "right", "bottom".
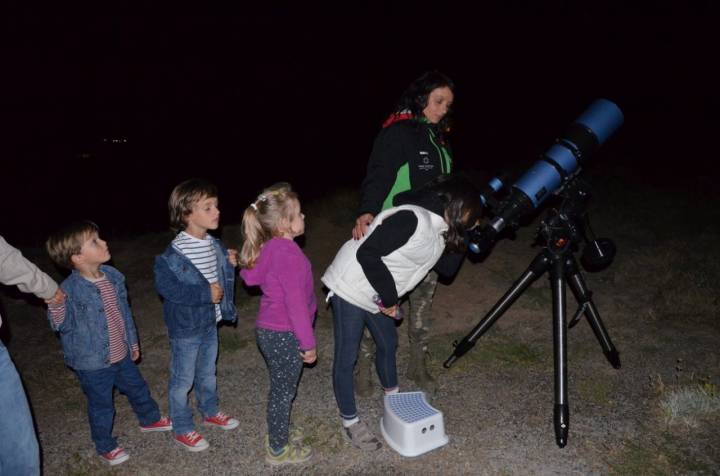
{"left": 172, "top": 232, "right": 222, "bottom": 321}
{"left": 48, "top": 275, "right": 138, "bottom": 363}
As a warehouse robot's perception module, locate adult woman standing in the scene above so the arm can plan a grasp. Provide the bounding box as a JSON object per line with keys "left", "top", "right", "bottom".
{"left": 352, "top": 71, "right": 456, "bottom": 397}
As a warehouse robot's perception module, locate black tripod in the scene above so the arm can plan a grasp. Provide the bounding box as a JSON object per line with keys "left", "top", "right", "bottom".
{"left": 443, "top": 209, "right": 621, "bottom": 448}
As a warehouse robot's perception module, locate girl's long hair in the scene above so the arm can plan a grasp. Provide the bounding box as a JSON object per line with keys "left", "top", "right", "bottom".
{"left": 403, "top": 174, "right": 482, "bottom": 253}
{"left": 240, "top": 182, "right": 299, "bottom": 268}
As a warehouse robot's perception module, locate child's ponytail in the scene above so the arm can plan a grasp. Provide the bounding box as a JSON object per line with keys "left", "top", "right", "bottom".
{"left": 239, "top": 183, "right": 299, "bottom": 268}
{"left": 239, "top": 204, "right": 270, "bottom": 268}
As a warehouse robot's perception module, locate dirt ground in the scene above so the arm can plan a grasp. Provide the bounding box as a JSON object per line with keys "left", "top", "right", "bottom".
{"left": 2, "top": 177, "right": 719, "bottom": 475}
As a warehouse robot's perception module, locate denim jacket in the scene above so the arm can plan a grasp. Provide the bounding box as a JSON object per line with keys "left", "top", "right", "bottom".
{"left": 48, "top": 265, "right": 138, "bottom": 371}
{"left": 154, "top": 236, "right": 237, "bottom": 339}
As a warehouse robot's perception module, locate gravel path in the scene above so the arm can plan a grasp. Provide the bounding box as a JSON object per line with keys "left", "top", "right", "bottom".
{"left": 4, "top": 183, "right": 719, "bottom": 475}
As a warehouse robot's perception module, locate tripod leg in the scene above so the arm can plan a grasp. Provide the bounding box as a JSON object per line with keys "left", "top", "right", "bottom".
{"left": 443, "top": 252, "right": 551, "bottom": 368}
{"left": 565, "top": 257, "right": 621, "bottom": 369}
{"left": 550, "top": 257, "right": 569, "bottom": 448}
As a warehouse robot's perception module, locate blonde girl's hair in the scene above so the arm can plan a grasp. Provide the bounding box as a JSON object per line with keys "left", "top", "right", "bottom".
{"left": 240, "top": 182, "right": 299, "bottom": 268}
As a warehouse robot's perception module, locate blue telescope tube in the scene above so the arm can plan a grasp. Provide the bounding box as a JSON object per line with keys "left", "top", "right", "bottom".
{"left": 510, "top": 99, "right": 623, "bottom": 209}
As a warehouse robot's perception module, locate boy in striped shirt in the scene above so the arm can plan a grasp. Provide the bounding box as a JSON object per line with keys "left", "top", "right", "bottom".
{"left": 46, "top": 221, "right": 171, "bottom": 466}
{"left": 154, "top": 179, "right": 239, "bottom": 452}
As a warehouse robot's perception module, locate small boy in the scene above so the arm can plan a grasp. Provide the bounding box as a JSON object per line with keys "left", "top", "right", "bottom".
{"left": 46, "top": 221, "right": 171, "bottom": 466}
{"left": 154, "top": 178, "right": 239, "bottom": 452}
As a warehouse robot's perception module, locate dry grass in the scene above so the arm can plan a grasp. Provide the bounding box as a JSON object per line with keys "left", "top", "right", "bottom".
{"left": 660, "top": 381, "right": 720, "bottom": 427}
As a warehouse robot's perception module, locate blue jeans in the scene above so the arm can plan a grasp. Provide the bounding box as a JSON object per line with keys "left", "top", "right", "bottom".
{"left": 75, "top": 353, "right": 161, "bottom": 454}
{"left": 169, "top": 324, "right": 219, "bottom": 435}
{"left": 0, "top": 342, "right": 40, "bottom": 475}
{"left": 331, "top": 295, "right": 398, "bottom": 419}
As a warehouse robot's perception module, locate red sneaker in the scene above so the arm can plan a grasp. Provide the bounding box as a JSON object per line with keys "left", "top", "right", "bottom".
{"left": 175, "top": 431, "right": 209, "bottom": 452}
{"left": 99, "top": 447, "right": 130, "bottom": 466}
{"left": 203, "top": 412, "right": 239, "bottom": 430}
{"left": 140, "top": 416, "right": 173, "bottom": 432}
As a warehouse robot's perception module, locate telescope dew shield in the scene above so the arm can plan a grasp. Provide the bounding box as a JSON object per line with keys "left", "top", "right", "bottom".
{"left": 575, "top": 98, "right": 624, "bottom": 146}
{"left": 469, "top": 99, "right": 624, "bottom": 254}
{"left": 512, "top": 99, "right": 624, "bottom": 210}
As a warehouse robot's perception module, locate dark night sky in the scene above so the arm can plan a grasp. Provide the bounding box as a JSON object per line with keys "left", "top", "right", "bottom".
{"left": 2, "top": 2, "right": 718, "bottom": 245}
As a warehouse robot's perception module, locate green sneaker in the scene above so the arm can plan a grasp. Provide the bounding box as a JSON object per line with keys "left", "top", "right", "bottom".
{"left": 265, "top": 437, "right": 312, "bottom": 466}
{"left": 289, "top": 425, "right": 304, "bottom": 444}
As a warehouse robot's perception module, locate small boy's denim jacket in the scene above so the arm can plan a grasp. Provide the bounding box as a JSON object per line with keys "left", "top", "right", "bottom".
{"left": 154, "top": 236, "right": 237, "bottom": 339}
{"left": 48, "top": 265, "right": 138, "bottom": 371}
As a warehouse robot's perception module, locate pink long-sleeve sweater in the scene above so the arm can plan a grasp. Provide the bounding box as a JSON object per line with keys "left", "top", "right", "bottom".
{"left": 240, "top": 238, "right": 317, "bottom": 351}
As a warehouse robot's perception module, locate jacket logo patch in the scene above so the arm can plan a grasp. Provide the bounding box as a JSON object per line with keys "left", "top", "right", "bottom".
{"left": 418, "top": 150, "right": 433, "bottom": 170}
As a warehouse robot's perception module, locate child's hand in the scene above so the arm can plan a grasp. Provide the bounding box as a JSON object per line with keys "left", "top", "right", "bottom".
{"left": 131, "top": 349, "right": 140, "bottom": 362}
{"left": 45, "top": 288, "right": 66, "bottom": 306}
{"left": 227, "top": 249, "right": 239, "bottom": 268}
{"left": 210, "top": 282, "right": 224, "bottom": 303}
{"left": 352, "top": 213, "right": 374, "bottom": 240}
{"left": 380, "top": 305, "right": 399, "bottom": 318}
{"left": 300, "top": 348, "right": 317, "bottom": 364}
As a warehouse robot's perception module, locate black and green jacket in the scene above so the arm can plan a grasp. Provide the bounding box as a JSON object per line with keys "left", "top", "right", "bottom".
{"left": 358, "top": 119, "right": 453, "bottom": 217}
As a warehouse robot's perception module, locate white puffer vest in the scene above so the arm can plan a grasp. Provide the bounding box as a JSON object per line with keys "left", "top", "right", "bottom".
{"left": 321, "top": 205, "right": 448, "bottom": 313}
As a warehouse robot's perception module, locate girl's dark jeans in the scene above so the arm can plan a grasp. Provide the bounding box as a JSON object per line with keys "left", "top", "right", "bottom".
{"left": 331, "top": 295, "right": 398, "bottom": 419}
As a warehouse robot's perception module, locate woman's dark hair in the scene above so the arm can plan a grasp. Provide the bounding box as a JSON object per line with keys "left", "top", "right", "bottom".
{"left": 401, "top": 174, "right": 482, "bottom": 253}
{"left": 396, "top": 70, "right": 455, "bottom": 132}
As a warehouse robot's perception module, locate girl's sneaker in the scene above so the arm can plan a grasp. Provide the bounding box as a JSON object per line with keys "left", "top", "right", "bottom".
{"left": 140, "top": 416, "right": 173, "bottom": 432}
{"left": 265, "top": 439, "right": 312, "bottom": 466}
{"left": 175, "top": 431, "right": 210, "bottom": 452}
{"left": 342, "top": 420, "right": 382, "bottom": 450}
{"left": 100, "top": 447, "right": 129, "bottom": 466}
{"left": 264, "top": 426, "right": 304, "bottom": 449}
{"left": 203, "top": 411, "right": 239, "bottom": 430}
{"left": 289, "top": 425, "right": 305, "bottom": 444}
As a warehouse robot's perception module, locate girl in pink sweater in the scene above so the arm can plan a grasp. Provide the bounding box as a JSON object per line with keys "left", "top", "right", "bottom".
{"left": 239, "top": 182, "right": 316, "bottom": 466}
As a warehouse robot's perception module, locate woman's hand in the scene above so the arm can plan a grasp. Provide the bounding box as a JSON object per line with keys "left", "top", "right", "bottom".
{"left": 352, "top": 213, "right": 374, "bottom": 240}
{"left": 300, "top": 348, "right": 317, "bottom": 364}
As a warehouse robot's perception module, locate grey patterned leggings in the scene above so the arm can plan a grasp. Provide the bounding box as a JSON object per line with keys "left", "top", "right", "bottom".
{"left": 256, "top": 328, "right": 304, "bottom": 452}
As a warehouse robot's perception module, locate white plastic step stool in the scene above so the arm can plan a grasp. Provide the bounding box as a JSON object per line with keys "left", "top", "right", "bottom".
{"left": 380, "top": 391, "right": 449, "bottom": 457}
